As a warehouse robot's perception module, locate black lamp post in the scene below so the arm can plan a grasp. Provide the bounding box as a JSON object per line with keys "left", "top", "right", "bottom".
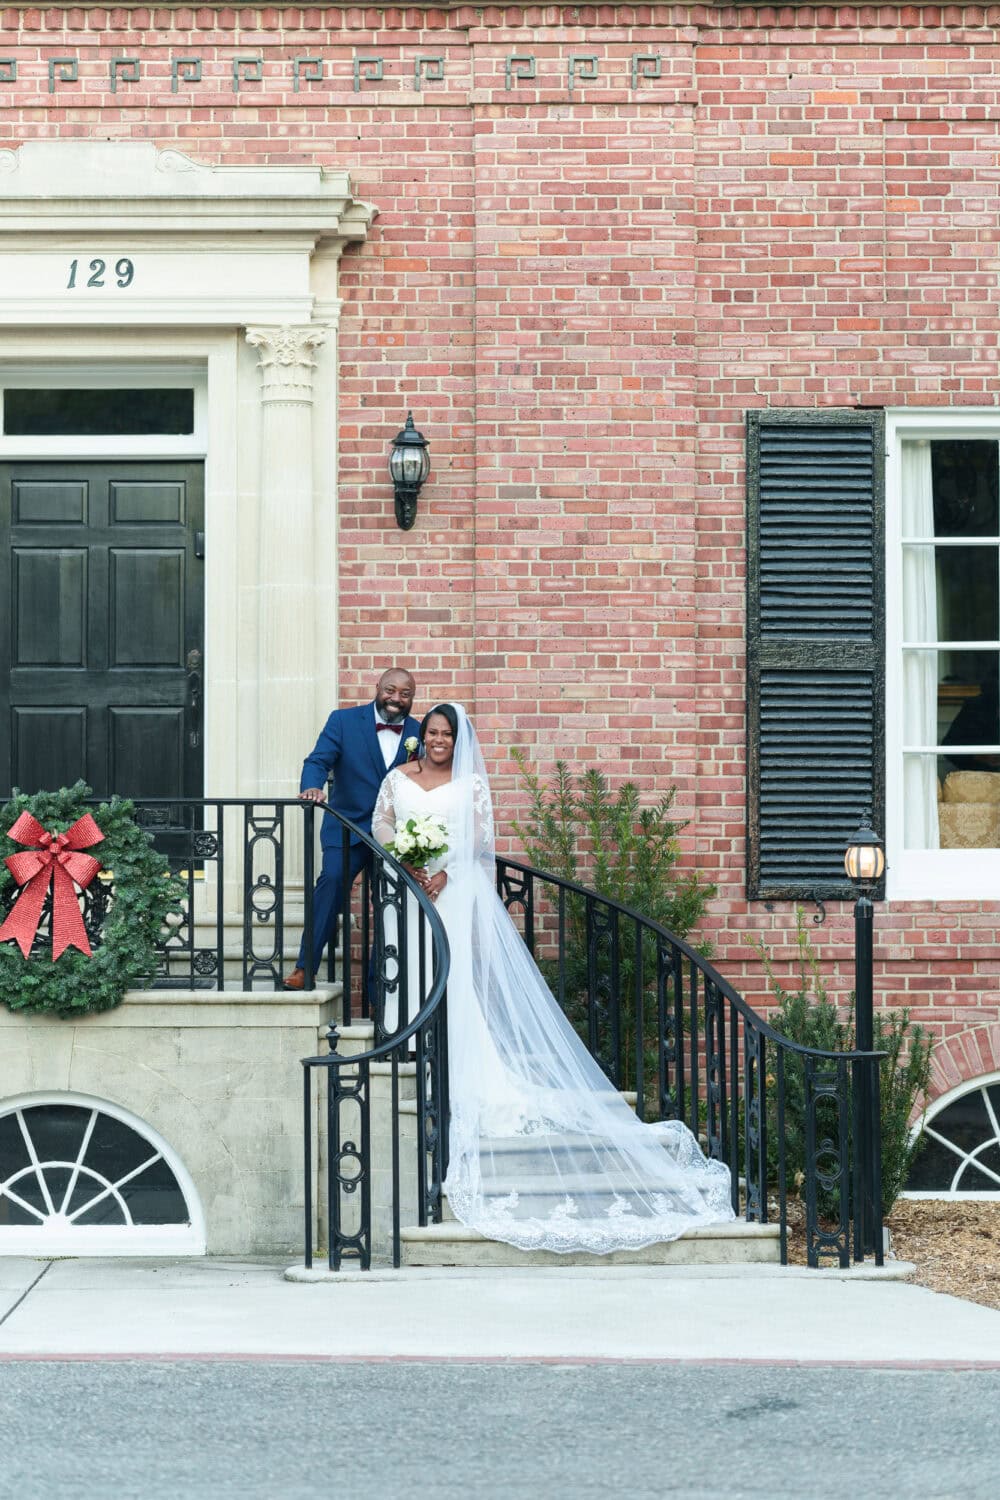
{"left": 389, "top": 412, "right": 430, "bottom": 530}
{"left": 844, "top": 814, "right": 886, "bottom": 1258}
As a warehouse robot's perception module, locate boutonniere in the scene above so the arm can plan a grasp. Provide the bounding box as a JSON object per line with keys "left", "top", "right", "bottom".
{"left": 403, "top": 736, "right": 419, "bottom": 762}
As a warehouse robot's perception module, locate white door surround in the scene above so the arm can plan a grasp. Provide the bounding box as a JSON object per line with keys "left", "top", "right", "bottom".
{"left": 0, "top": 140, "right": 374, "bottom": 804}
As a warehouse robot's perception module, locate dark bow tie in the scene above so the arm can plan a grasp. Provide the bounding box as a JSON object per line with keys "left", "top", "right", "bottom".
{"left": 376, "top": 723, "right": 403, "bottom": 734}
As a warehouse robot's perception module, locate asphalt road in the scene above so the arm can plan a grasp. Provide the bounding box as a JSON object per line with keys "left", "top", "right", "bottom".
{"left": 0, "top": 1360, "right": 993, "bottom": 1500}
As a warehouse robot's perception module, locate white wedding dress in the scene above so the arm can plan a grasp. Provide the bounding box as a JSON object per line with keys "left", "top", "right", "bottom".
{"left": 372, "top": 708, "right": 734, "bottom": 1255}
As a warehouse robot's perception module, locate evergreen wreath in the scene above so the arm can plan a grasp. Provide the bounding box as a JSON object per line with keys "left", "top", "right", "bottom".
{"left": 0, "top": 782, "right": 183, "bottom": 1018}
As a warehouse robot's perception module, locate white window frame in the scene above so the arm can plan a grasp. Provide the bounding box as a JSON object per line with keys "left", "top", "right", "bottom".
{"left": 886, "top": 408, "right": 1000, "bottom": 900}
{"left": 901, "top": 1070, "right": 1000, "bottom": 1201}
{"left": 0, "top": 1090, "right": 206, "bottom": 1256}
{"left": 0, "top": 360, "right": 207, "bottom": 459}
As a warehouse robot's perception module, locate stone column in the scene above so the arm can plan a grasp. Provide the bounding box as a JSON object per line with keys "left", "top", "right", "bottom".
{"left": 245, "top": 325, "right": 326, "bottom": 802}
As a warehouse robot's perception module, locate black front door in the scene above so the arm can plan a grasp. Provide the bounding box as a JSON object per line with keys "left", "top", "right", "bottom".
{"left": 0, "top": 461, "right": 204, "bottom": 800}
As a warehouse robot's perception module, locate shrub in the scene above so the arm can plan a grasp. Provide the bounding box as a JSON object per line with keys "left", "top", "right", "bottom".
{"left": 746, "top": 909, "right": 933, "bottom": 1216}
{"left": 510, "top": 753, "right": 716, "bottom": 1101}
{"left": 510, "top": 753, "right": 715, "bottom": 943}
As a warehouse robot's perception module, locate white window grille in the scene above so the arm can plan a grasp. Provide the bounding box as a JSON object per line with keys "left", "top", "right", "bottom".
{"left": 0, "top": 1093, "right": 204, "bottom": 1256}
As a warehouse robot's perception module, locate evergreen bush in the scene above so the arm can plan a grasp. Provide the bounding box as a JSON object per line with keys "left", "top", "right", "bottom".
{"left": 510, "top": 752, "right": 716, "bottom": 1101}
{"left": 746, "top": 909, "right": 933, "bottom": 1215}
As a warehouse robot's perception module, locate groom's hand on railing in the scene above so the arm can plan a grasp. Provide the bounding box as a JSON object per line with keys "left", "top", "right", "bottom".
{"left": 298, "top": 788, "right": 325, "bottom": 803}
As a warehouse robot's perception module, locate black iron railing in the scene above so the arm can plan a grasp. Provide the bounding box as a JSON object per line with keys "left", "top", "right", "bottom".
{"left": 494, "top": 856, "right": 885, "bottom": 1269}
{"left": 104, "top": 796, "right": 372, "bottom": 995}
{"left": 299, "top": 805, "right": 451, "bottom": 1272}
{"left": 107, "top": 795, "right": 884, "bottom": 1268}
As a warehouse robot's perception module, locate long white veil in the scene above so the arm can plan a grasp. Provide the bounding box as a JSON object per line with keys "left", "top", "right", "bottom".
{"left": 439, "top": 704, "right": 734, "bottom": 1254}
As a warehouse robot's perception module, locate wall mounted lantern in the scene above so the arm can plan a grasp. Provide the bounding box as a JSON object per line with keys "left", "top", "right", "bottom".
{"left": 389, "top": 412, "right": 430, "bottom": 530}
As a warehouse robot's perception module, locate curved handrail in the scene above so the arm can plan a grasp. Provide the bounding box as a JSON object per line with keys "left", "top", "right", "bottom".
{"left": 303, "top": 818, "right": 886, "bottom": 1272}
{"left": 299, "top": 799, "right": 451, "bottom": 1067}
{"left": 494, "top": 853, "right": 885, "bottom": 1064}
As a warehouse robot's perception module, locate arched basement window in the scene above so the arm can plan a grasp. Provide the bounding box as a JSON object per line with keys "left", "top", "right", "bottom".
{"left": 0, "top": 1094, "right": 205, "bottom": 1255}
{"left": 905, "top": 1073, "right": 1000, "bottom": 1197}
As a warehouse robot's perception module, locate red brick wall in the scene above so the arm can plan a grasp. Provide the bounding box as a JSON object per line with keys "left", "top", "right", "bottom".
{"left": 3, "top": 4, "right": 1000, "bottom": 1076}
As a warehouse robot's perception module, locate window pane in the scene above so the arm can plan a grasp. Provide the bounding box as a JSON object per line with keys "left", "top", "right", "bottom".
{"left": 74, "top": 1194, "right": 128, "bottom": 1226}
{"left": 931, "top": 439, "right": 999, "bottom": 537}
{"left": 938, "top": 755, "right": 1000, "bottom": 848}
{"left": 940, "top": 658, "right": 1000, "bottom": 756}
{"left": 84, "top": 1110, "right": 157, "bottom": 1182}
{"left": 906, "top": 1132, "right": 963, "bottom": 1190}
{"left": 929, "top": 1091, "right": 991, "bottom": 1153}
{"left": 19, "top": 1104, "right": 89, "bottom": 1162}
{"left": 0, "top": 1112, "right": 31, "bottom": 1178}
{"left": 935, "top": 547, "right": 998, "bottom": 641}
{"left": 119, "top": 1157, "right": 189, "bottom": 1225}
{"left": 3, "top": 388, "right": 194, "bottom": 436}
{"left": 903, "top": 754, "right": 942, "bottom": 848}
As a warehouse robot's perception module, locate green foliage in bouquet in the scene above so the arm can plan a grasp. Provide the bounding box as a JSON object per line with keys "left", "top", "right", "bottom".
{"left": 510, "top": 752, "right": 717, "bottom": 1103}
{"left": 746, "top": 908, "right": 933, "bottom": 1216}
{"left": 0, "top": 783, "right": 184, "bottom": 1019}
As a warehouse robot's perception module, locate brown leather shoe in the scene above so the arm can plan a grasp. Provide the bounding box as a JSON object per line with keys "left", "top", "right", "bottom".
{"left": 282, "top": 967, "right": 306, "bottom": 991}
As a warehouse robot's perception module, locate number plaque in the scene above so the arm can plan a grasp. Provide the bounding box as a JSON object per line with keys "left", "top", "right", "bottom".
{"left": 66, "top": 257, "right": 135, "bottom": 289}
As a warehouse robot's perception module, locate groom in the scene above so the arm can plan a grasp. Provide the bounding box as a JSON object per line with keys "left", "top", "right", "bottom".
{"left": 283, "top": 666, "right": 420, "bottom": 990}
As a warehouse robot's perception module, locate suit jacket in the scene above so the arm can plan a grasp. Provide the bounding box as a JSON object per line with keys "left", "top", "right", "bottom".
{"left": 300, "top": 701, "right": 421, "bottom": 849}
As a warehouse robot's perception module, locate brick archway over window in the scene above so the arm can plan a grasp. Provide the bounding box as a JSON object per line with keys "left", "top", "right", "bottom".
{"left": 927, "top": 1023, "right": 1000, "bottom": 1105}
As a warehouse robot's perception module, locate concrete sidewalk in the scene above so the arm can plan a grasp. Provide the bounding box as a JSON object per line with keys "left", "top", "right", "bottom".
{"left": 2, "top": 1257, "right": 1000, "bottom": 1364}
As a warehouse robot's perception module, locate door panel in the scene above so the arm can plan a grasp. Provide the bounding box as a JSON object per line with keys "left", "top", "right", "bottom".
{"left": 109, "top": 707, "right": 186, "bottom": 798}
{"left": 13, "top": 549, "right": 87, "bottom": 665}
{"left": 110, "top": 481, "right": 186, "bottom": 526}
{"left": 12, "top": 480, "right": 88, "bottom": 525}
{"left": 0, "top": 461, "right": 204, "bottom": 801}
{"left": 110, "top": 550, "right": 185, "bottom": 666}
{"left": 12, "top": 708, "right": 87, "bottom": 793}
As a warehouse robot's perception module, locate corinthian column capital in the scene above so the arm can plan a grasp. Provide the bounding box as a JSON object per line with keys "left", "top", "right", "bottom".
{"left": 246, "top": 324, "right": 327, "bottom": 403}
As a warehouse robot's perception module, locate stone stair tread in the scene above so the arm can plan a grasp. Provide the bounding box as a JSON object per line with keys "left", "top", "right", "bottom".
{"left": 399, "top": 1217, "right": 781, "bottom": 1266}
{"left": 439, "top": 1177, "right": 721, "bottom": 1200}
{"left": 402, "top": 1219, "right": 778, "bottom": 1242}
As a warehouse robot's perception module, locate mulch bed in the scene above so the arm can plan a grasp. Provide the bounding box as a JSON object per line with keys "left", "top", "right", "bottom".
{"left": 782, "top": 1196, "right": 1000, "bottom": 1311}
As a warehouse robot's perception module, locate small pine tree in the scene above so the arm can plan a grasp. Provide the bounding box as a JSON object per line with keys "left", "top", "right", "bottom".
{"left": 510, "top": 752, "right": 716, "bottom": 1101}
{"left": 746, "top": 908, "right": 933, "bottom": 1215}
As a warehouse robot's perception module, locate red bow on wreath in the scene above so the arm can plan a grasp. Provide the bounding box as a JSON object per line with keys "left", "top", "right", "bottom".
{"left": 0, "top": 812, "right": 104, "bottom": 962}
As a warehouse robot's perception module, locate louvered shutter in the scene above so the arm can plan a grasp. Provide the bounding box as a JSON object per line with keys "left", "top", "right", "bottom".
{"left": 746, "top": 410, "right": 885, "bottom": 899}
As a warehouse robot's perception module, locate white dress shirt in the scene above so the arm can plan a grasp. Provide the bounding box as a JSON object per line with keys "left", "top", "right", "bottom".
{"left": 374, "top": 707, "right": 405, "bottom": 768}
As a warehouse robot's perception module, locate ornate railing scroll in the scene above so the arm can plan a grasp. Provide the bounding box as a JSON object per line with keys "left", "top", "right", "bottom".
{"left": 300, "top": 805, "right": 450, "bottom": 1273}
{"left": 125, "top": 797, "right": 334, "bottom": 991}
{"left": 495, "top": 855, "right": 886, "bottom": 1269}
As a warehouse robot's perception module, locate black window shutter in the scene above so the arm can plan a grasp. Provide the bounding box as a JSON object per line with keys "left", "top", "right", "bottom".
{"left": 747, "top": 409, "right": 885, "bottom": 900}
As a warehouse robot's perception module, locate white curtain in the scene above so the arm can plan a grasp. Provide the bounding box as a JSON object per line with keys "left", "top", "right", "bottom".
{"left": 901, "top": 440, "right": 940, "bottom": 850}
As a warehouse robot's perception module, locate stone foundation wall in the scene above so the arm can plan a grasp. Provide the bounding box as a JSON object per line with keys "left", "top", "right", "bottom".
{"left": 0, "top": 992, "right": 334, "bottom": 1253}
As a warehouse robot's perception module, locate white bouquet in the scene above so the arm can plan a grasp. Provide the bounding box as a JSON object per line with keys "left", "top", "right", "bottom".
{"left": 385, "top": 813, "right": 449, "bottom": 869}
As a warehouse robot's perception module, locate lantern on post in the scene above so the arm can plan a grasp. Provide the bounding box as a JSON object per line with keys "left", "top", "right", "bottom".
{"left": 844, "top": 813, "right": 886, "bottom": 1259}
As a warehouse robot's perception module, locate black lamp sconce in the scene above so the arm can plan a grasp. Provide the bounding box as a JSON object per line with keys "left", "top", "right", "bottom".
{"left": 389, "top": 412, "right": 430, "bottom": 530}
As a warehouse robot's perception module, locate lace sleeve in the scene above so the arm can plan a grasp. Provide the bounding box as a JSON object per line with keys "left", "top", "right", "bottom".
{"left": 372, "top": 774, "right": 397, "bottom": 847}
{"left": 472, "top": 774, "right": 495, "bottom": 858}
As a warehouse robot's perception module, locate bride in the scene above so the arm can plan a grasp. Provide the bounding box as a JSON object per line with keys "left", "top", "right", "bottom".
{"left": 372, "top": 702, "right": 734, "bottom": 1254}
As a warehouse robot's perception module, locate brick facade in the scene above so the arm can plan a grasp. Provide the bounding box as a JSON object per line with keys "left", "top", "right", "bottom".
{"left": 2, "top": 4, "right": 1000, "bottom": 1082}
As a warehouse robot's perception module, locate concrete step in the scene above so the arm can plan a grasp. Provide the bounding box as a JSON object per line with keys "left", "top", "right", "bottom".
{"left": 399, "top": 1219, "right": 781, "bottom": 1269}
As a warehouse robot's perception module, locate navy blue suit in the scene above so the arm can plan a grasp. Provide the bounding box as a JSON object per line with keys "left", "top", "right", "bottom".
{"left": 298, "top": 701, "right": 421, "bottom": 976}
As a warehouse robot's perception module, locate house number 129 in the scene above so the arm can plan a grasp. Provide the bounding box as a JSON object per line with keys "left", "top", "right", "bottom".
{"left": 66, "top": 258, "right": 135, "bottom": 289}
